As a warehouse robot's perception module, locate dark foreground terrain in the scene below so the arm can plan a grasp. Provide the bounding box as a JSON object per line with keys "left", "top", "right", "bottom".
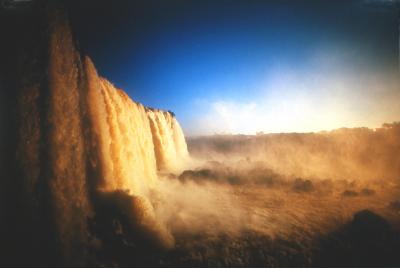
{"left": 91, "top": 169, "right": 400, "bottom": 268}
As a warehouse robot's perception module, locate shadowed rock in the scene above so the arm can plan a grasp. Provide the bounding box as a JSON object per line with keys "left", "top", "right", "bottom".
{"left": 389, "top": 200, "right": 400, "bottom": 211}
{"left": 313, "top": 210, "right": 400, "bottom": 268}
{"left": 360, "top": 188, "right": 375, "bottom": 196}
{"left": 292, "top": 178, "right": 314, "bottom": 193}
{"left": 342, "top": 190, "right": 358, "bottom": 197}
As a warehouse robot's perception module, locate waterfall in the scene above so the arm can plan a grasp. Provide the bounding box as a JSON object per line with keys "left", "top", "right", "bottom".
{"left": 2, "top": 6, "right": 189, "bottom": 266}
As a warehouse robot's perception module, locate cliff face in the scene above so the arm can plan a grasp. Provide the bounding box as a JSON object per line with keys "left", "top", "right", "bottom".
{"left": 1, "top": 5, "right": 188, "bottom": 267}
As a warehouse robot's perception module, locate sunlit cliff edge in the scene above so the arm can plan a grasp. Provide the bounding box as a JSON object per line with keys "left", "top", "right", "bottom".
{"left": 0, "top": 4, "right": 188, "bottom": 267}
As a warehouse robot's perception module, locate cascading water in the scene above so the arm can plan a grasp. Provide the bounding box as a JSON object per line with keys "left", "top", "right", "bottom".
{"left": 1, "top": 6, "right": 189, "bottom": 266}
{"left": 147, "top": 109, "right": 189, "bottom": 173}
{"left": 85, "top": 57, "right": 189, "bottom": 249}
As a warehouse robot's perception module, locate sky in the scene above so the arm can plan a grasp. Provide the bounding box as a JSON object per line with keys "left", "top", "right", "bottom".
{"left": 65, "top": 0, "right": 399, "bottom": 135}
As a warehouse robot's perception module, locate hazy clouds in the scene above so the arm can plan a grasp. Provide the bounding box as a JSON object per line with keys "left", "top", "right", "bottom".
{"left": 186, "top": 63, "right": 400, "bottom": 135}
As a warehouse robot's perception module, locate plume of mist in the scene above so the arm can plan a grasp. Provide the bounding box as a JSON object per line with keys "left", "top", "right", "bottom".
{"left": 138, "top": 122, "right": 400, "bottom": 244}
{"left": 187, "top": 122, "right": 400, "bottom": 182}
{"left": 136, "top": 122, "right": 400, "bottom": 243}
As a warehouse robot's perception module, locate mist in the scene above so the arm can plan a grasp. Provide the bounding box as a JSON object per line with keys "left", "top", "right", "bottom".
{"left": 2, "top": 1, "right": 400, "bottom": 268}
{"left": 133, "top": 122, "right": 400, "bottom": 260}
{"left": 187, "top": 122, "right": 400, "bottom": 181}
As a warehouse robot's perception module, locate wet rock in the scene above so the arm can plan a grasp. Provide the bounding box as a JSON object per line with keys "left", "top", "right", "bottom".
{"left": 351, "top": 209, "right": 391, "bottom": 239}
{"left": 360, "top": 188, "right": 375, "bottom": 196}
{"left": 389, "top": 200, "right": 400, "bottom": 211}
{"left": 178, "top": 169, "right": 217, "bottom": 183}
{"left": 313, "top": 209, "right": 400, "bottom": 268}
{"left": 342, "top": 190, "right": 358, "bottom": 197}
{"left": 293, "top": 178, "right": 314, "bottom": 192}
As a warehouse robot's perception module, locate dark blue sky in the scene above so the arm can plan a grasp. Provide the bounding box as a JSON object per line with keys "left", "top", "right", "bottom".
{"left": 68, "top": 0, "right": 399, "bottom": 135}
